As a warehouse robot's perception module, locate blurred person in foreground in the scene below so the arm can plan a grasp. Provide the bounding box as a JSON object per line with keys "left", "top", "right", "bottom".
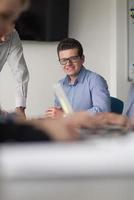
{"left": 0, "top": 111, "right": 131, "bottom": 143}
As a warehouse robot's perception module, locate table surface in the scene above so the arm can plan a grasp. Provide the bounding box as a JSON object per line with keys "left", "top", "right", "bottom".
{"left": 0, "top": 131, "right": 134, "bottom": 179}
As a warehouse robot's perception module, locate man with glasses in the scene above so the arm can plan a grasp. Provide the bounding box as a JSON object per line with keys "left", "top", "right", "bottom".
{"left": 0, "top": 0, "right": 29, "bottom": 117}
{"left": 45, "top": 38, "right": 111, "bottom": 119}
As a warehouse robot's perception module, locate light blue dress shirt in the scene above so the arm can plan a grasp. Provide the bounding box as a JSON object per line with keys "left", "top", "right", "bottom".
{"left": 54, "top": 66, "right": 111, "bottom": 113}
{"left": 123, "top": 83, "right": 134, "bottom": 118}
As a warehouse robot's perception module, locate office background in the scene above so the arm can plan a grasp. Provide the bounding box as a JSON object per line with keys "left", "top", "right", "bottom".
{"left": 0, "top": 0, "right": 130, "bottom": 117}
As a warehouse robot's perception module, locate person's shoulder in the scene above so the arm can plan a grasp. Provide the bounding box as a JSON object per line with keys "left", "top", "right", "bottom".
{"left": 12, "top": 29, "right": 20, "bottom": 40}
{"left": 58, "top": 77, "right": 66, "bottom": 84}
{"left": 8, "top": 29, "right": 22, "bottom": 51}
{"left": 91, "top": 70, "right": 106, "bottom": 81}
{"left": 130, "top": 83, "right": 134, "bottom": 89}
{"left": 85, "top": 68, "right": 107, "bottom": 85}
{"left": 129, "top": 83, "right": 134, "bottom": 95}
{"left": 84, "top": 68, "right": 102, "bottom": 79}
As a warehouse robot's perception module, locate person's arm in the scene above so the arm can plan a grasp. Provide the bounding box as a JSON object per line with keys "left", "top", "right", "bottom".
{"left": 62, "top": 112, "right": 130, "bottom": 129}
{"left": 88, "top": 74, "right": 111, "bottom": 113}
{"left": 7, "top": 30, "right": 29, "bottom": 116}
{"left": 0, "top": 113, "right": 78, "bottom": 142}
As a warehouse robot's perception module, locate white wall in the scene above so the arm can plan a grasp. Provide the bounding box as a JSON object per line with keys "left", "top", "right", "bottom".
{"left": 0, "top": 42, "right": 64, "bottom": 116}
{"left": 69, "top": 0, "right": 130, "bottom": 101}
{"left": 69, "top": 0, "right": 111, "bottom": 79}
{"left": 116, "top": 0, "right": 130, "bottom": 100}
{"left": 0, "top": 0, "right": 129, "bottom": 117}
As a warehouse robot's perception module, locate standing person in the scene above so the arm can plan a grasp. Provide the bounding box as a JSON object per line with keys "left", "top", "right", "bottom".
{"left": 0, "top": 0, "right": 29, "bottom": 117}
{"left": 45, "top": 38, "right": 111, "bottom": 119}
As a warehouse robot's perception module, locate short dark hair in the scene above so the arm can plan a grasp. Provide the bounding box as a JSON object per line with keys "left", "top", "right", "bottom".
{"left": 57, "top": 38, "right": 83, "bottom": 57}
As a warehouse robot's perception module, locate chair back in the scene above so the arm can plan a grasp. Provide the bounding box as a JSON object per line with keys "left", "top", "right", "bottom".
{"left": 111, "top": 97, "right": 124, "bottom": 114}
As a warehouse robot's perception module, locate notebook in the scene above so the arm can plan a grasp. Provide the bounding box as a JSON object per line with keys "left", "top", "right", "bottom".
{"left": 53, "top": 83, "right": 73, "bottom": 114}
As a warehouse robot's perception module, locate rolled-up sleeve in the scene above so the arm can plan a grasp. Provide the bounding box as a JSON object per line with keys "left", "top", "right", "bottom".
{"left": 88, "top": 74, "right": 111, "bottom": 113}
{"left": 7, "top": 30, "right": 29, "bottom": 108}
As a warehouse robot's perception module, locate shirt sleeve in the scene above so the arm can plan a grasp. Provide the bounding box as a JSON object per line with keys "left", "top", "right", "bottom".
{"left": 123, "top": 83, "right": 134, "bottom": 118}
{"left": 88, "top": 74, "right": 111, "bottom": 113}
{"left": 7, "top": 29, "right": 29, "bottom": 108}
{"left": 54, "top": 95, "right": 61, "bottom": 107}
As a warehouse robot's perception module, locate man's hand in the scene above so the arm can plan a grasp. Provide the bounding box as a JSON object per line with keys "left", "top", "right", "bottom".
{"left": 15, "top": 107, "right": 26, "bottom": 119}
{"left": 45, "top": 107, "right": 64, "bottom": 119}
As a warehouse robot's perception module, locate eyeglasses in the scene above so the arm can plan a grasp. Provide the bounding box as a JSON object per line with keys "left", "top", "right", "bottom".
{"left": 59, "top": 56, "right": 81, "bottom": 65}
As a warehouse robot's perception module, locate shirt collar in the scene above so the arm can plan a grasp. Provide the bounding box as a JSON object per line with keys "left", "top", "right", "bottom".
{"left": 0, "top": 32, "right": 12, "bottom": 45}
{"left": 63, "top": 66, "right": 87, "bottom": 85}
